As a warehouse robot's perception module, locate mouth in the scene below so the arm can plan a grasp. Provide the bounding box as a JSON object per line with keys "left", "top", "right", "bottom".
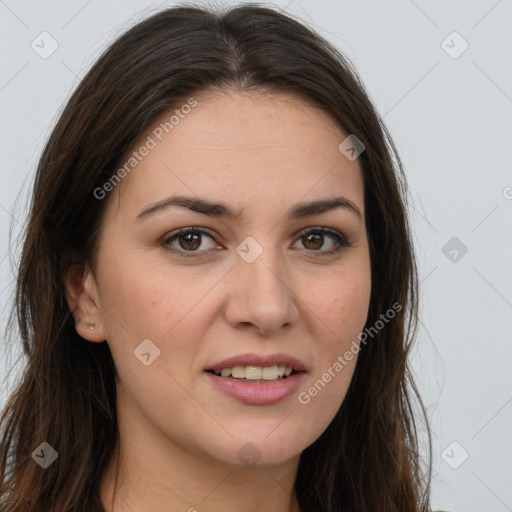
{"left": 205, "top": 365, "right": 300, "bottom": 383}
{"left": 204, "top": 353, "right": 307, "bottom": 405}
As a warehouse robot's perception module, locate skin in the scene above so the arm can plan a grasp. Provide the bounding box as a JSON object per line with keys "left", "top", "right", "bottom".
{"left": 65, "top": 89, "right": 372, "bottom": 512}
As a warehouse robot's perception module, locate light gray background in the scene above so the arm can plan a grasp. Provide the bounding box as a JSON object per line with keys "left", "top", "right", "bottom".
{"left": 1, "top": 0, "right": 511, "bottom": 510}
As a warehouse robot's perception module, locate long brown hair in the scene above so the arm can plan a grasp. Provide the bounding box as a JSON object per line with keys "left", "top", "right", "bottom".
{"left": 0, "top": 3, "right": 432, "bottom": 511}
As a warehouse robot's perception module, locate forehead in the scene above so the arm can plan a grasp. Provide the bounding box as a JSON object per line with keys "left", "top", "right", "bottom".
{"left": 108, "top": 89, "right": 365, "bottom": 221}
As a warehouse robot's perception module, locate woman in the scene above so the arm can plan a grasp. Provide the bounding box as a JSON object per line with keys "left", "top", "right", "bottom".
{"left": 0, "top": 3, "right": 434, "bottom": 511}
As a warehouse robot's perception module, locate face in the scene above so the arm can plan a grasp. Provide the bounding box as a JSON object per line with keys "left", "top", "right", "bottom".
{"left": 69, "top": 89, "right": 371, "bottom": 468}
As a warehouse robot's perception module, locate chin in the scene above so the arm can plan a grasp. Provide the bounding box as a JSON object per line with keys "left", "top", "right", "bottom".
{"left": 202, "top": 429, "right": 310, "bottom": 468}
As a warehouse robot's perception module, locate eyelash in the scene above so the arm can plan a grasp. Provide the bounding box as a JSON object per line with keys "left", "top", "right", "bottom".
{"left": 161, "top": 226, "right": 352, "bottom": 258}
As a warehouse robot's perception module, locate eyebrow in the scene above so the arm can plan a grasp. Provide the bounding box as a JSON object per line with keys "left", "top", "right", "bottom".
{"left": 135, "top": 194, "right": 362, "bottom": 222}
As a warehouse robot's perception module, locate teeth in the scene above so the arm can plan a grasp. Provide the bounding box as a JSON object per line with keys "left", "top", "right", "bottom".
{"left": 220, "top": 368, "right": 232, "bottom": 378}
{"left": 232, "top": 366, "right": 245, "bottom": 379}
{"left": 261, "top": 365, "right": 279, "bottom": 380}
{"left": 212, "top": 365, "right": 294, "bottom": 380}
{"left": 245, "top": 366, "right": 262, "bottom": 380}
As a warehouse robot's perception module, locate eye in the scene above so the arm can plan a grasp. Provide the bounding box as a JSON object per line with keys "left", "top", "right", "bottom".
{"left": 292, "top": 227, "right": 351, "bottom": 256}
{"left": 162, "top": 226, "right": 351, "bottom": 258}
{"left": 162, "top": 227, "right": 219, "bottom": 256}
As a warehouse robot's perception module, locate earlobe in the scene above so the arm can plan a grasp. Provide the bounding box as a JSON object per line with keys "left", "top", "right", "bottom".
{"left": 74, "top": 316, "right": 104, "bottom": 342}
{"left": 74, "top": 316, "right": 97, "bottom": 331}
{"left": 64, "top": 263, "right": 106, "bottom": 343}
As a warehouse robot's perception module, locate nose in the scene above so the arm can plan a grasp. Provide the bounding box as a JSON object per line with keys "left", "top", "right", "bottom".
{"left": 223, "top": 244, "right": 300, "bottom": 336}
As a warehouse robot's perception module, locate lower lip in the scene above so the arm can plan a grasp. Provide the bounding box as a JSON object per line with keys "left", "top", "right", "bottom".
{"left": 204, "top": 371, "right": 307, "bottom": 405}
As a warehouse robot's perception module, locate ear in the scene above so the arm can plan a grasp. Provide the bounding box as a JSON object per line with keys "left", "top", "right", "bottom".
{"left": 63, "top": 263, "right": 107, "bottom": 343}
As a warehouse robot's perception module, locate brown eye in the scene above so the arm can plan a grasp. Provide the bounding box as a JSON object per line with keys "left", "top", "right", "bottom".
{"left": 177, "top": 232, "right": 201, "bottom": 250}
{"left": 162, "top": 226, "right": 351, "bottom": 259}
{"left": 293, "top": 227, "right": 351, "bottom": 256}
{"left": 301, "top": 232, "right": 324, "bottom": 250}
{"left": 163, "top": 228, "right": 218, "bottom": 256}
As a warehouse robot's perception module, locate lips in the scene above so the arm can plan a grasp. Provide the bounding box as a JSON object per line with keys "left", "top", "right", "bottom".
{"left": 203, "top": 352, "right": 307, "bottom": 405}
{"left": 204, "top": 352, "right": 307, "bottom": 373}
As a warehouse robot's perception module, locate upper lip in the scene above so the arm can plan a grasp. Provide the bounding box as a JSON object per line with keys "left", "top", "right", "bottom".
{"left": 205, "top": 353, "right": 307, "bottom": 373}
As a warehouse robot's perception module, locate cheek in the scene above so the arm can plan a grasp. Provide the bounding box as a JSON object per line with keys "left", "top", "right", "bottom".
{"left": 334, "top": 283, "right": 371, "bottom": 341}
{"left": 311, "top": 286, "right": 367, "bottom": 390}
{"left": 96, "top": 253, "right": 217, "bottom": 373}
{"left": 309, "top": 263, "right": 371, "bottom": 344}
{"left": 297, "top": 276, "right": 370, "bottom": 440}
{"left": 302, "top": 259, "right": 370, "bottom": 416}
